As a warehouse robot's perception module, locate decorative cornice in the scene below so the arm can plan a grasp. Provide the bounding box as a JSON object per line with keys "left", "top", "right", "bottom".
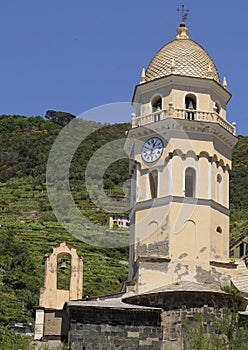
{"left": 133, "top": 196, "right": 230, "bottom": 216}
{"left": 132, "top": 74, "right": 231, "bottom": 105}
{"left": 127, "top": 117, "right": 237, "bottom": 149}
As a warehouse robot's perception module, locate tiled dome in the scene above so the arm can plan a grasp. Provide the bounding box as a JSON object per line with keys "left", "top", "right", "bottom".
{"left": 145, "top": 24, "right": 220, "bottom": 84}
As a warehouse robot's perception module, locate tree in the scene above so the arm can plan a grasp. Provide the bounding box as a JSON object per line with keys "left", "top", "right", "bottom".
{"left": 45, "top": 110, "right": 76, "bottom": 126}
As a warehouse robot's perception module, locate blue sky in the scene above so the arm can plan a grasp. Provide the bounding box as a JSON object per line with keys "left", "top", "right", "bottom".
{"left": 0, "top": 0, "right": 247, "bottom": 135}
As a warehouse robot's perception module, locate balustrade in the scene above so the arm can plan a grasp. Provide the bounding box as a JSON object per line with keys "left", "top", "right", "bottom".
{"left": 132, "top": 108, "right": 235, "bottom": 135}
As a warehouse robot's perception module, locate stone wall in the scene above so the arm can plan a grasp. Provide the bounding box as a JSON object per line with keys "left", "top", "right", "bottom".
{"left": 68, "top": 291, "right": 248, "bottom": 350}
{"left": 161, "top": 306, "right": 229, "bottom": 349}
{"left": 68, "top": 305, "right": 232, "bottom": 350}
{"left": 68, "top": 307, "right": 162, "bottom": 350}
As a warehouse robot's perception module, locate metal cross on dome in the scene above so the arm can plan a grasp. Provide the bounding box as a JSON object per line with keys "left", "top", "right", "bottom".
{"left": 177, "top": 3, "right": 189, "bottom": 22}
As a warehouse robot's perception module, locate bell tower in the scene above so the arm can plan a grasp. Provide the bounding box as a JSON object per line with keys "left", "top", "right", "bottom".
{"left": 126, "top": 22, "right": 238, "bottom": 294}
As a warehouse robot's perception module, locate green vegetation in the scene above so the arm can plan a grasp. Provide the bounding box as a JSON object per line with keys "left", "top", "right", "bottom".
{"left": 230, "top": 135, "right": 248, "bottom": 243}
{"left": 45, "top": 110, "right": 76, "bottom": 126}
{"left": 183, "top": 311, "right": 248, "bottom": 349}
{"left": 0, "top": 326, "right": 31, "bottom": 350}
{"left": 0, "top": 114, "right": 130, "bottom": 328}
{"left": 0, "top": 114, "right": 247, "bottom": 336}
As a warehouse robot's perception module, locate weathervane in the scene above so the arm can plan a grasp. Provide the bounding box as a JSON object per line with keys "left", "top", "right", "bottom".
{"left": 177, "top": 3, "right": 189, "bottom": 22}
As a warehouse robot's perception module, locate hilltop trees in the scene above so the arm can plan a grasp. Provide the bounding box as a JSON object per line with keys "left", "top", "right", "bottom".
{"left": 45, "top": 110, "right": 76, "bottom": 126}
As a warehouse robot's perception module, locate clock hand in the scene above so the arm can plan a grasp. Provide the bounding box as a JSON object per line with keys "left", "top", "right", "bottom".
{"left": 144, "top": 145, "right": 153, "bottom": 150}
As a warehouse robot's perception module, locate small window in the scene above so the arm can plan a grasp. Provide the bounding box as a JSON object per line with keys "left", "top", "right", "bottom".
{"left": 149, "top": 170, "right": 158, "bottom": 199}
{"left": 152, "top": 96, "right": 162, "bottom": 112}
{"left": 185, "top": 168, "right": 196, "bottom": 197}
{"left": 217, "top": 174, "right": 222, "bottom": 183}
{"left": 216, "top": 174, "right": 223, "bottom": 203}
{"left": 216, "top": 226, "right": 222, "bottom": 234}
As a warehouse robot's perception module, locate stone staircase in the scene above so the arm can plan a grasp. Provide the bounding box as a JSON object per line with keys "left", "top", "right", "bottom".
{"left": 232, "top": 260, "right": 248, "bottom": 297}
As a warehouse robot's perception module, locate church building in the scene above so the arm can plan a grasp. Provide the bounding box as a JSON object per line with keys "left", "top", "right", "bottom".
{"left": 35, "top": 17, "right": 248, "bottom": 350}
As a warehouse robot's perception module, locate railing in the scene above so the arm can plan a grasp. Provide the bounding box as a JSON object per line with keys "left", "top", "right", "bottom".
{"left": 132, "top": 108, "right": 236, "bottom": 135}
{"left": 132, "top": 110, "right": 168, "bottom": 128}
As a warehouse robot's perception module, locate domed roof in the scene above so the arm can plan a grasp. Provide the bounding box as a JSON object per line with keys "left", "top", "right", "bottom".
{"left": 145, "top": 24, "right": 220, "bottom": 84}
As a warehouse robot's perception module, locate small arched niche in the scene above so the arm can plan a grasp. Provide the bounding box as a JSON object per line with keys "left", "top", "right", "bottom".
{"left": 185, "top": 167, "right": 196, "bottom": 198}
{"left": 185, "top": 94, "right": 197, "bottom": 120}
{"left": 149, "top": 170, "right": 158, "bottom": 199}
{"left": 152, "top": 95, "right": 162, "bottom": 112}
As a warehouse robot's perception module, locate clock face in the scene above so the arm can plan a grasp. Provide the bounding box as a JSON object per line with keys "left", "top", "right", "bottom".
{"left": 141, "top": 137, "right": 163, "bottom": 163}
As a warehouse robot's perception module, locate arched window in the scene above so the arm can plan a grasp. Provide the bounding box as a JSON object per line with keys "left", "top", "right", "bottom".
{"left": 57, "top": 254, "right": 71, "bottom": 290}
{"left": 185, "top": 167, "right": 196, "bottom": 197}
{"left": 152, "top": 96, "right": 162, "bottom": 112}
{"left": 149, "top": 170, "right": 158, "bottom": 199}
{"left": 185, "top": 94, "right": 196, "bottom": 120}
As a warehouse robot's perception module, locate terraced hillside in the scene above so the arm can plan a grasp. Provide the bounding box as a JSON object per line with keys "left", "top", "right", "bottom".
{"left": 0, "top": 115, "right": 130, "bottom": 325}
{"left": 230, "top": 135, "right": 248, "bottom": 243}
{"left": 0, "top": 114, "right": 247, "bottom": 326}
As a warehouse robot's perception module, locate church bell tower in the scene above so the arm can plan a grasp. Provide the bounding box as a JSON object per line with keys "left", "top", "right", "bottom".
{"left": 126, "top": 22, "right": 238, "bottom": 294}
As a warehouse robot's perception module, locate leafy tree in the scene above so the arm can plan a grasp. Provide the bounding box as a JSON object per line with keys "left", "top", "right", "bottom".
{"left": 45, "top": 110, "right": 76, "bottom": 126}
